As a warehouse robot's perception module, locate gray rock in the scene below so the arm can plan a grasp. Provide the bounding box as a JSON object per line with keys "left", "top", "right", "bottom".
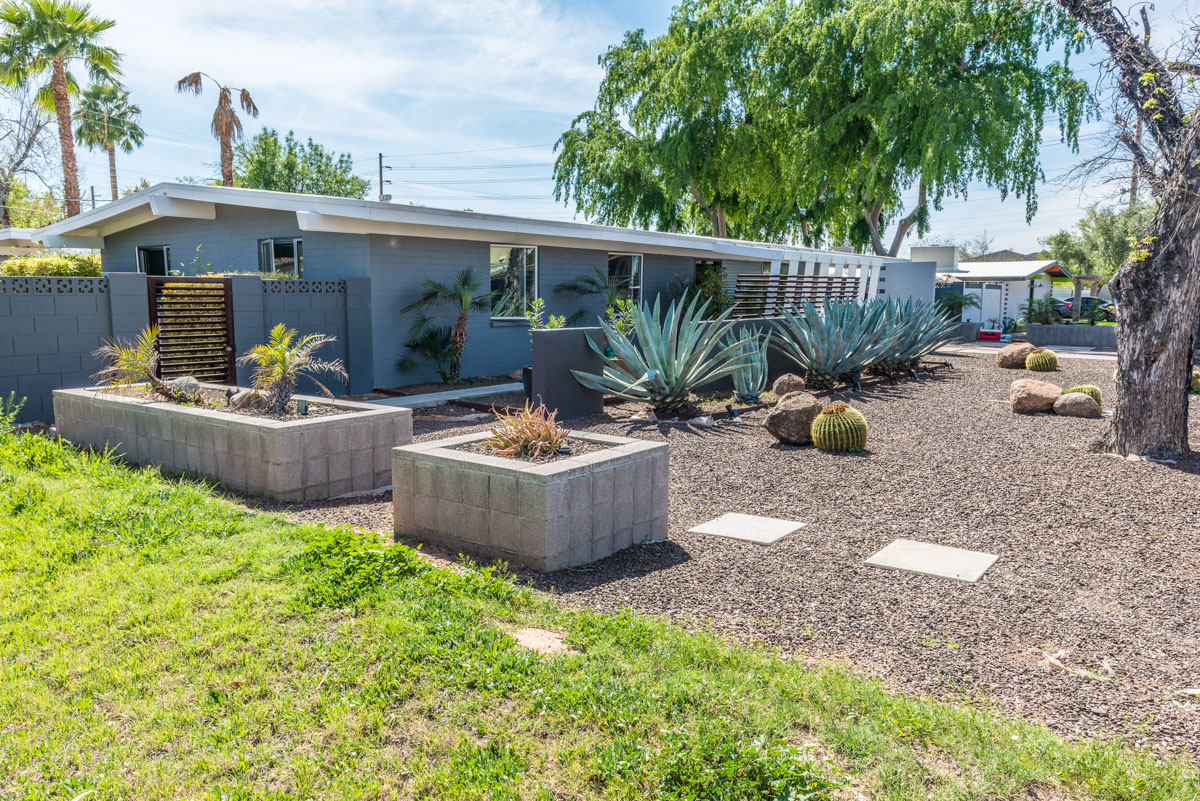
{"left": 1053, "top": 392, "right": 1102, "bottom": 419}
{"left": 772, "top": 373, "right": 807, "bottom": 396}
{"left": 230, "top": 388, "right": 267, "bottom": 410}
{"left": 996, "top": 342, "right": 1035, "bottom": 368}
{"left": 764, "top": 391, "right": 823, "bottom": 445}
{"left": 1010, "top": 379, "right": 1061, "bottom": 414}
{"left": 165, "top": 375, "right": 201, "bottom": 398}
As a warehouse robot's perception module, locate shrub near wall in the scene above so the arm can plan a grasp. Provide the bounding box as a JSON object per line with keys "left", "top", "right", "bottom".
{"left": 0, "top": 253, "right": 101, "bottom": 276}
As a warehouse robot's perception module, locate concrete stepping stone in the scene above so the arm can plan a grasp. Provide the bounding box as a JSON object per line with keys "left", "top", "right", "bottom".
{"left": 689, "top": 513, "right": 807, "bottom": 545}
{"left": 865, "top": 539, "right": 998, "bottom": 583}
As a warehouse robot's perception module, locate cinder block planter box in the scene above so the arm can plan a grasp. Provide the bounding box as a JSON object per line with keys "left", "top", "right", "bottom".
{"left": 392, "top": 431, "right": 668, "bottom": 572}
{"left": 53, "top": 387, "right": 413, "bottom": 501}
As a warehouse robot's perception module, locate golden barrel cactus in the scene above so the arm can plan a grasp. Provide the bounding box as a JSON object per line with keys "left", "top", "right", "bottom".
{"left": 810, "top": 402, "right": 868, "bottom": 452}
{"left": 1025, "top": 348, "right": 1059, "bottom": 372}
{"left": 1065, "top": 384, "right": 1102, "bottom": 405}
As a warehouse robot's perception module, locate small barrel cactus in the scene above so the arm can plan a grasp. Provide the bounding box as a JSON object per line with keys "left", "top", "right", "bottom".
{"left": 1065, "top": 384, "right": 1102, "bottom": 405}
{"left": 810, "top": 401, "right": 868, "bottom": 452}
{"left": 1025, "top": 348, "right": 1059, "bottom": 372}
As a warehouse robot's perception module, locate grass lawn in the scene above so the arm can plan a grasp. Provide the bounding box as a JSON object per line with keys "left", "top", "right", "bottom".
{"left": 1, "top": 421, "right": 1196, "bottom": 800}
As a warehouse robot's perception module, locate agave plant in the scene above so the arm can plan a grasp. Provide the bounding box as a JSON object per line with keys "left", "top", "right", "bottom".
{"left": 773, "top": 299, "right": 904, "bottom": 390}
{"left": 571, "top": 295, "right": 756, "bottom": 416}
{"left": 868, "top": 298, "right": 960, "bottom": 375}
{"left": 237, "top": 324, "right": 348, "bottom": 414}
{"left": 725, "top": 326, "right": 771, "bottom": 404}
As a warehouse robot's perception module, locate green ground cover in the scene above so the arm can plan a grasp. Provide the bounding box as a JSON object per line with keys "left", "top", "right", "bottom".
{"left": 0, "top": 414, "right": 1195, "bottom": 800}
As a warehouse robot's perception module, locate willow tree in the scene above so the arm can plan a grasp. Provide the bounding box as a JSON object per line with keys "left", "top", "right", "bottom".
{"left": 1054, "top": 0, "right": 1200, "bottom": 458}
{"left": 767, "top": 0, "right": 1090, "bottom": 256}
{"left": 553, "top": 0, "right": 809, "bottom": 241}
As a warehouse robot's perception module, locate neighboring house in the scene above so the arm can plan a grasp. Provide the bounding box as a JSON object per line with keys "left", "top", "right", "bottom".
{"left": 0, "top": 227, "right": 97, "bottom": 262}
{"left": 32, "top": 183, "right": 935, "bottom": 386}
{"left": 947, "top": 260, "right": 1073, "bottom": 324}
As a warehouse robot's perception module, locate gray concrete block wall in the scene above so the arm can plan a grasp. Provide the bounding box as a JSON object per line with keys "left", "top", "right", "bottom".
{"left": 392, "top": 431, "right": 667, "bottom": 571}
{"left": 1027, "top": 324, "right": 1117, "bottom": 349}
{"left": 0, "top": 276, "right": 113, "bottom": 423}
{"left": 876, "top": 260, "right": 936, "bottom": 304}
{"left": 99, "top": 203, "right": 370, "bottom": 279}
{"left": 260, "top": 279, "right": 352, "bottom": 396}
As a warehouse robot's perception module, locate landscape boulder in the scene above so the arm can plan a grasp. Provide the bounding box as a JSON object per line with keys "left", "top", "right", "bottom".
{"left": 764, "top": 391, "right": 823, "bottom": 445}
{"left": 996, "top": 342, "right": 1035, "bottom": 369}
{"left": 1009, "top": 379, "right": 1061, "bottom": 414}
{"left": 230, "top": 388, "right": 268, "bottom": 411}
{"left": 772, "top": 373, "right": 806, "bottom": 396}
{"left": 1053, "top": 392, "right": 1102, "bottom": 419}
{"left": 165, "top": 375, "right": 201, "bottom": 398}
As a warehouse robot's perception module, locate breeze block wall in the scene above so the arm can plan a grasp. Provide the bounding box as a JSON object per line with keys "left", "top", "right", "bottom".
{"left": 0, "top": 275, "right": 375, "bottom": 424}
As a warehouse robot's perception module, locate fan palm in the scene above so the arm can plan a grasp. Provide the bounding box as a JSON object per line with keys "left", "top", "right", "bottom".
{"left": 73, "top": 81, "right": 142, "bottom": 200}
{"left": 237, "top": 324, "right": 347, "bottom": 414}
{"left": 91, "top": 324, "right": 193, "bottom": 400}
{"left": 399, "top": 267, "right": 493, "bottom": 381}
{"left": 0, "top": 0, "right": 120, "bottom": 217}
{"left": 555, "top": 266, "right": 629, "bottom": 324}
{"left": 175, "top": 71, "right": 258, "bottom": 186}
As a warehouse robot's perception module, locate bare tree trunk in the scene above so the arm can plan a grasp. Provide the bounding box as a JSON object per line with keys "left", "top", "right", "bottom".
{"left": 107, "top": 143, "right": 118, "bottom": 200}
{"left": 1103, "top": 183, "right": 1200, "bottom": 458}
{"left": 220, "top": 133, "right": 234, "bottom": 186}
{"left": 51, "top": 59, "right": 80, "bottom": 217}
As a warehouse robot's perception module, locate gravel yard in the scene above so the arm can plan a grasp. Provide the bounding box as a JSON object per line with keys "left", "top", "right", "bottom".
{"left": 265, "top": 352, "right": 1200, "bottom": 756}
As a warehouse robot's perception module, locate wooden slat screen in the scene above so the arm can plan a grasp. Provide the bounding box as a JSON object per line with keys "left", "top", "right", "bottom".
{"left": 730, "top": 274, "right": 864, "bottom": 318}
{"left": 147, "top": 277, "right": 236, "bottom": 383}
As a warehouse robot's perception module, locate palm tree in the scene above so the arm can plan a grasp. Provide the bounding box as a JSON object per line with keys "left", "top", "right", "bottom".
{"left": 237, "top": 323, "right": 347, "bottom": 414}
{"left": 399, "top": 267, "right": 493, "bottom": 381}
{"left": 175, "top": 71, "right": 257, "bottom": 186}
{"left": 0, "top": 0, "right": 120, "bottom": 217}
{"left": 73, "top": 81, "right": 142, "bottom": 200}
{"left": 935, "top": 290, "right": 982, "bottom": 321}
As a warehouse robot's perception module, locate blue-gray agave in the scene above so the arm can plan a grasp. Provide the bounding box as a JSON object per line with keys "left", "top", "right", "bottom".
{"left": 571, "top": 295, "right": 756, "bottom": 415}
{"left": 869, "top": 298, "right": 959, "bottom": 374}
{"left": 724, "top": 326, "right": 771, "bottom": 404}
{"left": 773, "top": 299, "right": 904, "bottom": 389}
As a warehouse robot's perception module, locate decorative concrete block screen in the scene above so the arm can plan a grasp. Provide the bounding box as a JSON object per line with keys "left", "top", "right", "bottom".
{"left": 0, "top": 275, "right": 373, "bottom": 425}
{"left": 54, "top": 388, "right": 412, "bottom": 500}
{"left": 392, "top": 432, "right": 668, "bottom": 572}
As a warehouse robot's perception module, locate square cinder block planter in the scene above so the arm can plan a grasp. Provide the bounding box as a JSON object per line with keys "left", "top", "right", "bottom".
{"left": 53, "top": 387, "right": 413, "bottom": 501}
{"left": 392, "top": 432, "right": 668, "bottom": 572}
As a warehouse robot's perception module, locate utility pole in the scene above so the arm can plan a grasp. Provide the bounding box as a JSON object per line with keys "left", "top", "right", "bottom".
{"left": 377, "top": 153, "right": 391, "bottom": 202}
{"left": 89, "top": 186, "right": 95, "bottom": 210}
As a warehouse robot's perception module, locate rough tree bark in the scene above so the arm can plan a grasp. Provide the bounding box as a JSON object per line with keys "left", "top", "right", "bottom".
{"left": 50, "top": 58, "right": 80, "bottom": 217}
{"left": 219, "top": 133, "right": 234, "bottom": 187}
{"left": 1057, "top": 0, "right": 1200, "bottom": 458}
{"left": 106, "top": 142, "right": 118, "bottom": 200}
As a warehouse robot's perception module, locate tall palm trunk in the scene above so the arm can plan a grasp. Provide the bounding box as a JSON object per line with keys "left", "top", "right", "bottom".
{"left": 219, "top": 133, "right": 234, "bottom": 186}
{"left": 106, "top": 142, "right": 118, "bottom": 200}
{"left": 450, "top": 314, "right": 469, "bottom": 381}
{"left": 51, "top": 58, "right": 81, "bottom": 217}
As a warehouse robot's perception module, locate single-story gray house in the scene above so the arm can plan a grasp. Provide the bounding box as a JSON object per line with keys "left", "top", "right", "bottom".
{"left": 32, "top": 183, "right": 936, "bottom": 388}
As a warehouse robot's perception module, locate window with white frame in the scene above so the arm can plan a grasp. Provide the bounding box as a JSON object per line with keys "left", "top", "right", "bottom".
{"left": 607, "top": 253, "right": 642, "bottom": 304}
{"left": 490, "top": 245, "right": 537, "bottom": 319}
{"left": 259, "top": 238, "right": 303, "bottom": 277}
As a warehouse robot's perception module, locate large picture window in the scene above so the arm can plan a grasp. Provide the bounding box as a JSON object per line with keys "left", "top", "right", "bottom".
{"left": 607, "top": 253, "right": 642, "bottom": 304}
{"left": 259, "top": 237, "right": 303, "bottom": 277}
{"left": 490, "top": 245, "right": 537, "bottom": 319}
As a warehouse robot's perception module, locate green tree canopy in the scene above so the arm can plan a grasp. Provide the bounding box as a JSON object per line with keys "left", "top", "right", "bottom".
{"left": 555, "top": 0, "right": 1090, "bottom": 255}
{"left": 233, "top": 127, "right": 369, "bottom": 199}
{"left": 1043, "top": 202, "right": 1157, "bottom": 277}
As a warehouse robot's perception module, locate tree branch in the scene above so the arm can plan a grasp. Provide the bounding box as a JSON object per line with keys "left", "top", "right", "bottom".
{"left": 886, "top": 181, "right": 927, "bottom": 257}
{"left": 1117, "top": 130, "right": 1165, "bottom": 194}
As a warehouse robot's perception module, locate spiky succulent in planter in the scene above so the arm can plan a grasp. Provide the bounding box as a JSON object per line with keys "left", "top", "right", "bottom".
{"left": 1065, "top": 384, "right": 1102, "bottom": 405}
{"left": 868, "top": 298, "right": 960, "bottom": 375}
{"left": 1025, "top": 348, "right": 1059, "bottom": 372}
{"left": 810, "top": 402, "right": 868, "bottom": 452}
{"left": 1191, "top": 370, "right": 1200, "bottom": 394}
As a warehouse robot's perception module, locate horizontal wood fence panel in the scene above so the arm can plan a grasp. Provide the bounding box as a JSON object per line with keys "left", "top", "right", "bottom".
{"left": 147, "top": 277, "right": 236, "bottom": 383}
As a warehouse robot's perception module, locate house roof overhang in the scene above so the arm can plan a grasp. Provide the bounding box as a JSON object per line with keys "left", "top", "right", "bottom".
{"left": 945, "top": 259, "right": 1072, "bottom": 282}
{"left": 31, "top": 182, "right": 899, "bottom": 267}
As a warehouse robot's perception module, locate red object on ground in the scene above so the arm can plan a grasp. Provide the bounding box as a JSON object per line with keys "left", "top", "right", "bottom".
{"left": 979, "top": 329, "right": 1002, "bottom": 341}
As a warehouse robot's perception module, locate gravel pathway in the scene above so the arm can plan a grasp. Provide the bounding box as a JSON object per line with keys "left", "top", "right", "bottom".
{"left": 264, "top": 353, "right": 1200, "bottom": 756}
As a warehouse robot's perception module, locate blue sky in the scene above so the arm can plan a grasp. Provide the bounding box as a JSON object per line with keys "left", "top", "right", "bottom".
{"left": 81, "top": 0, "right": 1191, "bottom": 256}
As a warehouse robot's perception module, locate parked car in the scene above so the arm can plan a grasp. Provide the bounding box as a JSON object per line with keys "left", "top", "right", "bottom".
{"left": 1054, "top": 296, "right": 1116, "bottom": 321}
